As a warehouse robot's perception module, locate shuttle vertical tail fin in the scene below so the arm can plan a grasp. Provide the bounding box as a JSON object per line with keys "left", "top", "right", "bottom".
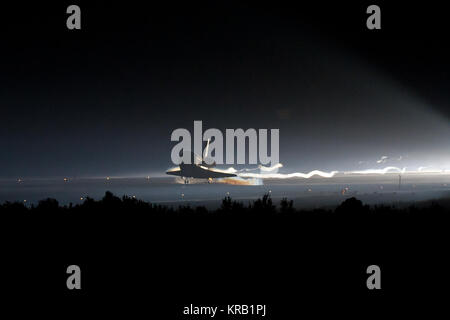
{"left": 203, "top": 138, "right": 210, "bottom": 160}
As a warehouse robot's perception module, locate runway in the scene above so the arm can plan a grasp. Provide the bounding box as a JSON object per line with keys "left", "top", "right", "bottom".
{"left": 2, "top": 172, "right": 449, "bottom": 209}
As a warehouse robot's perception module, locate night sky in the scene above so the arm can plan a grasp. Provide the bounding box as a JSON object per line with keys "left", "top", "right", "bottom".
{"left": 1, "top": 1, "right": 449, "bottom": 178}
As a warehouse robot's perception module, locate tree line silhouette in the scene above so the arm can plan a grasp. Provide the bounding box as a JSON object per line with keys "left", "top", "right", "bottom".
{"left": 1, "top": 191, "right": 448, "bottom": 217}
{"left": 2, "top": 190, "right": 449, "bottom": 302}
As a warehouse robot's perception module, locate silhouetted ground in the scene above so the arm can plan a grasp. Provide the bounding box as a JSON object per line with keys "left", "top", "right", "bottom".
{"left": 2, "top": 190, "right": 450, "bottom": 215}
{"left": 1, "top": 191, "right": 448, "bottom": 317}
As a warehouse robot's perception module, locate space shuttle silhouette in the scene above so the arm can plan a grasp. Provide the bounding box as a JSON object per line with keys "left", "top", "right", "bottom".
{"left": 166, "top": 139, "right": 236, "bottom": 183}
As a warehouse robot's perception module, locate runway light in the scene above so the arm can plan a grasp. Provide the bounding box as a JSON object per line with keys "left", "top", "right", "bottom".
{"left": 106, "top": 176, "right": 110, "bottom": 181}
